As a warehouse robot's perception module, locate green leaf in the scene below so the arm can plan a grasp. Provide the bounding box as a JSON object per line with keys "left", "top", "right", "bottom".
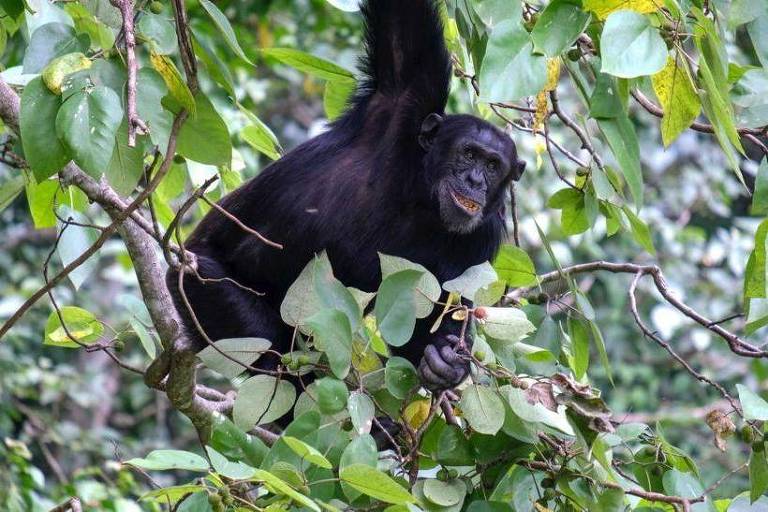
{"left": 23, "top": 22, "right": 88, "bottom": 74}
{"left": 313, "top": 259, "right": 362, "bottom": 332}
{"left": 738, "top": 384, "right": 768, "bottom": 421}
{"left": 107, "top": 121, "right": 145, "bottom": 196}
{"left": 25, "top": 178, "right": 60, "bottom": 228}
{"left": 443, "top": 262, "right": 498, "bottom": 300}
{"left": 137, "top": 67, "right": 172, "bottom": 150}
{"left": 281, "top": 253, "right": 332, "bottom": 333}
{"left": 745, "top": 220, "right": 768, "bottom": 299}
{"left": 379, "top": 253, "right": 440, "bottom": 319}
{"left": 0, "top": 174, "right": 24, "bottom": 214}
{"left": 493, "top": 245, "right": 536, "bottom": 287}
{"left": 65, "top": 3, "right": 115, "bottom": 50}
{"left": 530, "top": 0, "right": 591, "bottom": 57}
{"left": 262, "top": 48, "right": 355, "bottom": 82}
{"left": 198, "top": 0, "right": 252, "bottom": 64}
{"left": 176, "top": 492, "right": 212, "bottom": 512}
{"left": 233, "top": 375, "right": 296, "bottom": 429}
{"left": 140, "top": 485, "right": 207, "bottom": 505}
{"left": 569, "top": 317, "right": 590, "bottom": 380}
{"left": 481, "top": 307, "right": 535, "bottom": 342}
{"left": 315, "top": 377, "right": 348, "bottom": 415}
{"left": 434, "top": 424, "right": 473, "bottom": 465}
{"left": 125, "top": 450, "right": 209, "bottom": 472}
{"left": 622, "top": 206, "right": 656, "bottom": 255}
{"left": 422, "top": 479, "right": 466, "bottom": 507}
{"left": 0, "top": 0, "right": 24, "bottom": 18}
{"left": 209, "top": 414, "right": 268, "bottom": 468}
{"left": 589, "top": 72, "right": 625, "bottom": 119}
{"left": 205, "top": 446, "right": 256, "bottom": 480}
{"left": 733, "top": 69, "right": 768, "bottom": 129}
{"left": 56, "top": 205, "right": 100, "bottom": 289}
{"left": 600, "top": 10, "right": 667, "bottom": 78}
{"left": 340, "top": 464, "right": 418, "bottom": 505}
{"left": 252, "top": 469, "right": 320, "bottom": 512}
{"left": 324, "top": 79, "right": 356, "bottom": 120}
{"left": 478, "top": 20, "right": 547, "bottom": 102}
{"left": 55, "top": 86, "right": 123, "bottom": 178}
{"left": 197, "top": 337, "right": 271, "bottom": 379}
{"left": 137, "top": 12, "right": 177, "bottom": 55}
{"left": 242, "top": 123, "right": 281, "bottom": 160}
{"left": 694, "top": 11, "right": 746, "bottom": 181}
{"left": 129, "top": 317, "right": 157, "bottom": 359}
{"left": 194, "top": 34, "right": 236, "bottom": 97}
{"left": 385, "top": 357, "right": 419, "bottom": 399}
{"left": 750, "top": 442, "right": 768, "bottom": 503}
{"left": 306, "top": 309, "right": 353, "bottom": 379}
{"left": 460, "top": 385, "right": 505, "bottom": 435}
{"left": 475, "top": 0, "right": 521, "bottom": 27}
{"left": 348, "top": 391, "right": 375, "bottom": 435}
{"left": 43, "top": 306, "right": 103, "bottom": 348}
{"left": 374, "top": 269, "right": 423, "bottom": 347}
{"left": 662, "top": 470, "right": 708, "bottom": 509}
{"left": 177, "top": 93, "right": 232, "bottom": 166}
{"left": 501, "top": 385, "right": 574, "bottom": 434}
{"left": 652, "top": 57, "right": 701, "bottom": 146}
{"left": 282, "top": 436, "right": 333, "bottom": 469}
{"left": 20, "top": 77, "right": 70, "bottom": 181}
{"left": 748, "top": 14, "right": 768, "bottom": 69}
{"left": 597, "top": 113, "right": 643, "bottom": 209}
{"left": 340, "top": 434, "right": 377, "bottom": 501}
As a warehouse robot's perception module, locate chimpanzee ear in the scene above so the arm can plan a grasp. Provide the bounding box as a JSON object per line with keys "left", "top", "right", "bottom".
{"left": 513, "top": 160, "right": 526, "bottom": 181}
{"left": 419, "top": 113, "right": 444, "bottom": 150}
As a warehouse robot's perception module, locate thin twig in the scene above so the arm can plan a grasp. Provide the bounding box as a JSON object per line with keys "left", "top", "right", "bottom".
{"left": 111, "top": 0, "right": 147, "bottom": 145}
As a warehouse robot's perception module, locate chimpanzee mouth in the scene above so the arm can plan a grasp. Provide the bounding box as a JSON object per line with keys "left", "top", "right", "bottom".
{"left": 450, "top": 189, "right": 483, "bottom": 215}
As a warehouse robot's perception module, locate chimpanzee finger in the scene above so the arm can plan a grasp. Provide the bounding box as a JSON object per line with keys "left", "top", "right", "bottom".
{"left": 440, "top": 345, "right": 461, "bottom": 365}
{"left": 424, "top": 344, "right": 459, "bottom": 382}
{"left": 419, "top": 359, "right": 450, "bottom": 390}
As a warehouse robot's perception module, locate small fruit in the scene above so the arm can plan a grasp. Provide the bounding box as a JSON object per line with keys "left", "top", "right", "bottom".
{"left": 473, "top": 307, "right": 488, "bottom": 320}
{"left": 173, "top": 154, "right": 186, "bottom": 164}
{"left": 741, "top": 425, "right": 757, "bottom": 444}
{"left": 281, "top": 354, "right": 293, "bottom": 366}
{"left": 113, "top": 340, "right": 126, "bottom": 352}
{"left": 473, "top": 350, "right": 486, "bottom": 361}
{"left": 298, "top": 354, "right": 311, "bottom": 366}
{"left": 541, "top": 478, "right": 555, "bottom": 488}
{"left": 150, "top": 1, "right": 163, "bottom": 13}
{"left": 448, "top": 469, "right": 458, "bottom": 479}
{"left": 567, "top": 48, "right": 582, "bottom": 62}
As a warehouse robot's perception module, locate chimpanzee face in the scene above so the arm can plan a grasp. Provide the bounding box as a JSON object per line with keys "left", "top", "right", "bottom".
{"left": 419, "top": 114, "right": 525, "bottom": 234}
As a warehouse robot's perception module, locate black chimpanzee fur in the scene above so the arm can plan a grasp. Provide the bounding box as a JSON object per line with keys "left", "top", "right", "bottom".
{"left": 167, "top": 0, "right": 525, "bottom": 391}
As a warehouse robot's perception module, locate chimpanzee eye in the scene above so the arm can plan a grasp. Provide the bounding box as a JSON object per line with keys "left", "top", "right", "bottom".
{"left": 463, "top": 147, "right": 475, "bottom": 160}
{"left": 489, "top": 160, "right": 499, "bottom": 172}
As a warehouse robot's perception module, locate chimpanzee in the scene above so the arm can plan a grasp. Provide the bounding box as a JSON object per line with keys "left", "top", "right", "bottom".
{"left": 167, "top": 0, "right": 525, "bottom": 391}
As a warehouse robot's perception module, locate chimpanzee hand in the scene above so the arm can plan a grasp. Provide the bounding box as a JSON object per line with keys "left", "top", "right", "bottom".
{"left": 418, "top": 334, "right": 471, "bottom": 391}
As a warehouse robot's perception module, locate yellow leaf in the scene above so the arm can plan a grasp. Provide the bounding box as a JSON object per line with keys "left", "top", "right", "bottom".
{"left": 42, "top": 53, "right": 92, "bottom": 95}
{"left": 533, "top": 90, "right": 548, "bottom": 133}
{"left": 651, "top": 57, "right": 701, "bottom": 146}
{"left": 149, "top": 51, "right": 196, "bottom": 115}
{"left": 351, "top": 339, "right": 383, "bottom": 374}
{"left": 534, "top": 134, "right": 546, "bottom": 170}
{"left": 544, "top": 58, "right": 560, "bottom": 91}
{"left": 582, "top": 0, "right": 660, "bottom": 19}
{"left": 403, "top": 399, "right": 431, "bottom": 429}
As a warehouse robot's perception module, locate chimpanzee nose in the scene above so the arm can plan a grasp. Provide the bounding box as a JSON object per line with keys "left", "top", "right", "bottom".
{"left": 466, "top": 168, "right": 484, "bottom": 187}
